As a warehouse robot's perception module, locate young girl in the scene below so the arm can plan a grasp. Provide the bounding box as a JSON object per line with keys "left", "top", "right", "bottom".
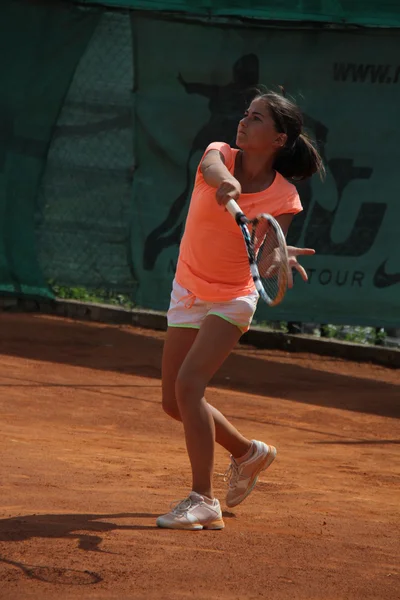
{"left": 156, "top": 90, "right": 324, "bottom": 530}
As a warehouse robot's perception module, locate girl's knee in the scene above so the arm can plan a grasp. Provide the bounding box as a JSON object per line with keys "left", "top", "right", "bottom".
{"left": 161, "top": 394, "right": 181, "bottom": 421}
{"left": 175, "top": 370, "right": 205, "bottom": 403}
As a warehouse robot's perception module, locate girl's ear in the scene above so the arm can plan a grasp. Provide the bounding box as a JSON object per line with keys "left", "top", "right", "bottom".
{"left": 273, "top": 132, "right": 287, "bottom": 149}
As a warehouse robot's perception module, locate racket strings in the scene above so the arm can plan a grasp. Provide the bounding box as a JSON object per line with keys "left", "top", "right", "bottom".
{"left": 251, "top": 218, "right": 288, "bottom": 304}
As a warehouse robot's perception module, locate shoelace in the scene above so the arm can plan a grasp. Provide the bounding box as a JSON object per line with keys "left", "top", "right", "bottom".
{"left": 170, "top": 496, "right": 196, "bottom": 515}
{"left": 177, "top": 292, "right": 196, "bottom": 309}
{"left": 223, "top": 461, "right": 240, "bottom": 489}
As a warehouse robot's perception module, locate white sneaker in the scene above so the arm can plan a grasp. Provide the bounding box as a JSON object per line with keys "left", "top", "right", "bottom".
{"left": 156, "top": 492, "right": 225, "bottom": 530}
{"left": 225, "top": 440, "right": 277, "bottom": 508}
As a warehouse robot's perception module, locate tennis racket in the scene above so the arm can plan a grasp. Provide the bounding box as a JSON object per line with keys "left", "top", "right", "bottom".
{"left": 226, "top": 199, "right": 290, "bottom": 306}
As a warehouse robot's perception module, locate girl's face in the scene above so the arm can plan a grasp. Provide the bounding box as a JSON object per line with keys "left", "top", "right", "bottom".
{"left": 236, "top": 97, "right": 287, "bottom": 153}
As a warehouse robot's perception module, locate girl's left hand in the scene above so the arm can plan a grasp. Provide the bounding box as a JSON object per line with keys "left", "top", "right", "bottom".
{"left": 287, "top": 246, "right": 315, "bottom": 288}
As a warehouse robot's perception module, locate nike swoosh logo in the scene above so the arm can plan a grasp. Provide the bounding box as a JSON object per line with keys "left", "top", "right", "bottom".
{"left": 373, "top": 260, "right": 400, "bottom": 288}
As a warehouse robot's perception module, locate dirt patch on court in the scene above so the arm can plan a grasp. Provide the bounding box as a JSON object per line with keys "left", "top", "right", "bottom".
{"left": 0, "top": 313, "right": 399, "bottom": 599}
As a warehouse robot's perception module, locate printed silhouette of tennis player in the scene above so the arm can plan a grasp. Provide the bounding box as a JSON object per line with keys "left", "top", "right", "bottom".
{"left": 143, "top": 54, "right": 260, "bottom": 270}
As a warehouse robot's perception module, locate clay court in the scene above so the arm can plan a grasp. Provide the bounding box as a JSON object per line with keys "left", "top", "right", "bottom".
{"left": 0, "top": 313, "right": 399, "bottom": 599}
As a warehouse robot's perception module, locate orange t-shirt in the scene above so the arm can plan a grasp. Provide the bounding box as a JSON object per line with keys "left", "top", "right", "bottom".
{"left": 175, "top": 142, "right": 303, "bottom": 301}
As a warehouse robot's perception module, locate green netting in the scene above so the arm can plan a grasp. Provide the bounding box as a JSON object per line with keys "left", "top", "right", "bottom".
{"left": 0, "top": 0, "right": 99, "bottom": 297}
{"left": 75, "top": 0, "right": 400, "bottom": 28}
{"left": 36, "top": 10, "right": 136, "bottom": 296}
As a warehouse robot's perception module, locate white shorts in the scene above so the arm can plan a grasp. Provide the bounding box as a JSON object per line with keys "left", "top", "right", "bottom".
{"left": 167, "top": 279, "right": 258, "bottom": 333}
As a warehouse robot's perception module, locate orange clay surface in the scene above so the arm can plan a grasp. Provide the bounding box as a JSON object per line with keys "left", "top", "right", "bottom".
{"left": 0, "top": 313, "right": 399, "bottom": 600}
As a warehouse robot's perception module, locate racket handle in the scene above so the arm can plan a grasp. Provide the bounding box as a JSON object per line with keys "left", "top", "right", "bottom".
{"left": 226, "top": 199, "right": 246, "bottom": 224}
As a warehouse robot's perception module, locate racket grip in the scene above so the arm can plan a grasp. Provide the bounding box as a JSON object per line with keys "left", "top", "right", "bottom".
{"left": 226, "top": 199, "right": 246, "bottom": 224}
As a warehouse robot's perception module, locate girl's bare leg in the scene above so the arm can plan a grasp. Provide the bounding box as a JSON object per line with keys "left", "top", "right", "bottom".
{"left": 167, "top": 316, "right": 248, "bottom": 498}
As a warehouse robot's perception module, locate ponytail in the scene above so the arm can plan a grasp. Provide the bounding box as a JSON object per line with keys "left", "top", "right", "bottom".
{"left": 273, "top": 131, "right": 325, "bottom": 181}
{"left": 256, "top": 91, "right": 325, "bottom": 181}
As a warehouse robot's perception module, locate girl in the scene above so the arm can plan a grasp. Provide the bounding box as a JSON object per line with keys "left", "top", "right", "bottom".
{"left": 156, "top": 90, "right": 324, "bottom": 530}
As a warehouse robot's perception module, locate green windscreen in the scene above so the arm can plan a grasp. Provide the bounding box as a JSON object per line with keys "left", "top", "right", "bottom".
{"left": 76, "top": 0, "right": 400, "bottom": 28}
{"left": 1, "top": 1, "right": 399, "bottom": 327}
{"left": 0, "top": 0, "right": 99, "bottom": 297}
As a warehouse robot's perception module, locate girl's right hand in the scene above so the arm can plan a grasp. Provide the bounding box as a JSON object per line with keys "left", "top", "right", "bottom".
{"left": 215, "top": 178, "right": 242, "bottom": 206}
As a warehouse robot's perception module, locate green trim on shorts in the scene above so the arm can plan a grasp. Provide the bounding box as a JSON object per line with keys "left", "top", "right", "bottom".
{"left": 207, "top": 311, "right": 248, "bottom": 333}
{"left": 168, "top": 323, "right": 201, "bottom": 329}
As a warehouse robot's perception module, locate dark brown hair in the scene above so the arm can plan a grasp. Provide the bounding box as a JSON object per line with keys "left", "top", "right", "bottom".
{"left": 256, "top": 90, "right": 325, "bottom": 181}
